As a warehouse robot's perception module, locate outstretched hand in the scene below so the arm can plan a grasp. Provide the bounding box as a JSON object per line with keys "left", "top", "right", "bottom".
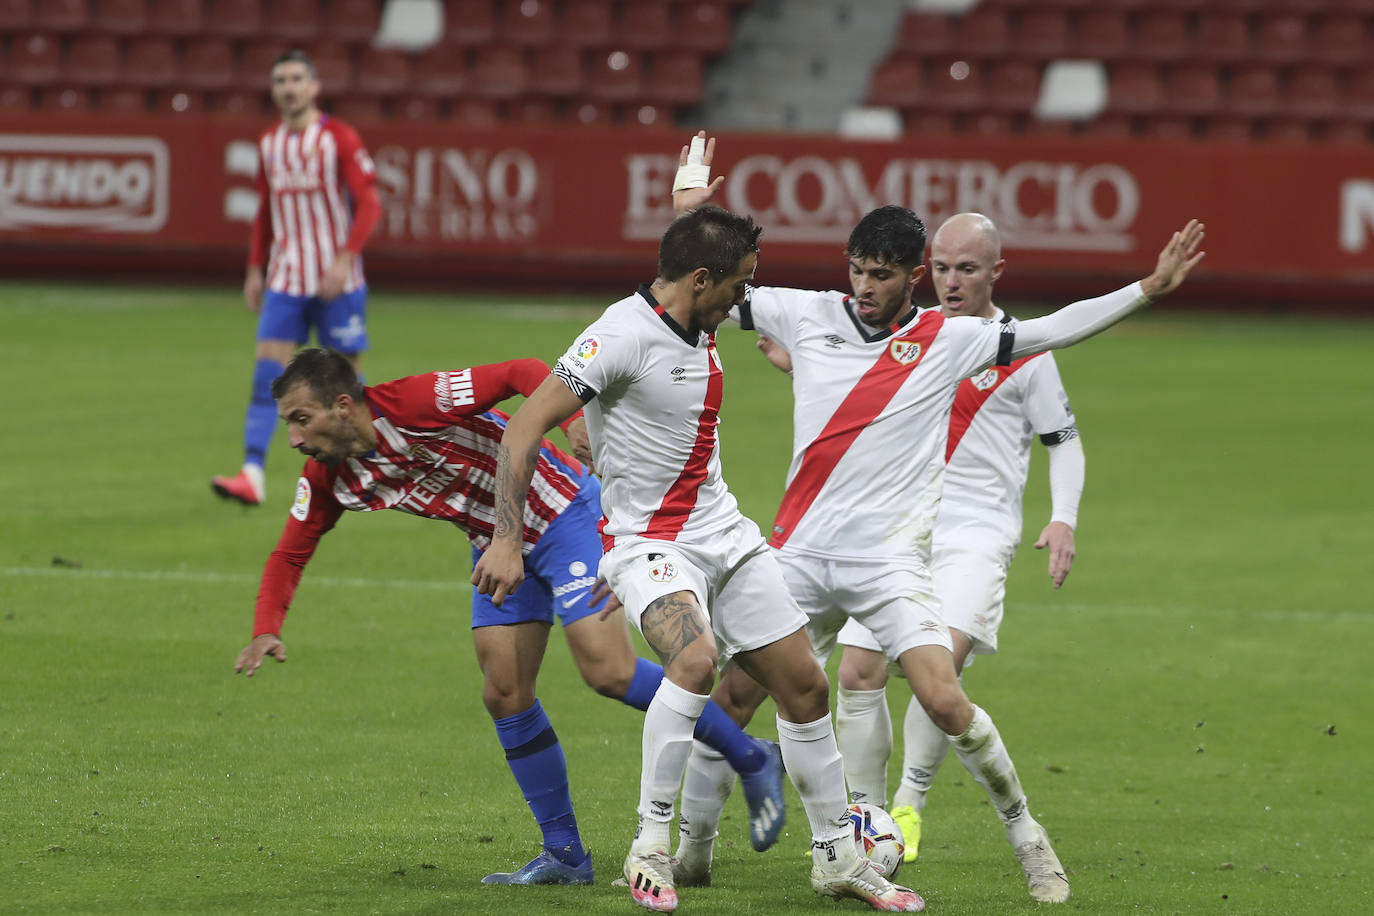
{"left": 1033, "top": 521, "right": 1076, "bottom": 589}
{"left": 673, "top": 130, "right": 726, "bottom": 214}
{"left": 235, "top": 633, "right": 287, "bottom": 677}
{"left": 1141, "top": 219, "right": 1206, "bottom": 299}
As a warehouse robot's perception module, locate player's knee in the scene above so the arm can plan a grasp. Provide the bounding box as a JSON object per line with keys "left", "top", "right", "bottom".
{"left": 838, "top": 652, "right": 888, "bottom": 691}
{"left": 578, "top": 658, "right": 633, "bottom": 700}
{"left": 918, "top": 682, "right": 970, "bottom": 735}
{"left": 481, "top": 676, "right": 535, "bottom": 719}
{"left": 664, "top": 642, "right": 717, "bottom": 695}
{"left": 777, "top": 665, "right": 831, "bottom": 722}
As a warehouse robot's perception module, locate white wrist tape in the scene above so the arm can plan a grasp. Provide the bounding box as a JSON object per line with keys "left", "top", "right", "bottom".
{"left": 672, "top": 134, "right": 711, "bottom": 192}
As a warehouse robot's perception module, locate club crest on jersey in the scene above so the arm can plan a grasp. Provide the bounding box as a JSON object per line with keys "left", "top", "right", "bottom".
{"left": 291, "top": 477, "right": 311, "bottom": 521}
{"left": 889, "top": 339, "right": 923, "bottom": 365}
{"left": 971, "top": 368, "right": 1002, "bottom": 391}
{"left": 574, "top": 336, "right": 601, "bottom": 363}
{"left": 647, "top": 559, "right": 678, "bottom": 583}
{"left": 409, "top": 445, "right": 437, "bottom": 463}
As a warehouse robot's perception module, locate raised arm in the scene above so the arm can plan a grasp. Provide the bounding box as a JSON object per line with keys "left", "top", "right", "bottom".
{"left": 470, "top": 375, "right": 587, "bottom": 605}
{"left": 1011, "top": 220, "right": 1205, "bottom": 359}
{"left": 672, "top": 130, "right": 725, "bottom": 214}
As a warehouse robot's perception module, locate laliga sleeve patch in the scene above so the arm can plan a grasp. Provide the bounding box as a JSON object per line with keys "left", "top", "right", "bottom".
{"left": 291, "top": 477, "right": 311, "bottom": 521}
{"left": 573, "top": 335, "right": 601, "bottom": 366}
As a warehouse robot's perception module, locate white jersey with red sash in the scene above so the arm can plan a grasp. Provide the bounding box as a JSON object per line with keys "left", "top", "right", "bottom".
{"left": 940, "top": 309, "right": 1077, "bottom": 545}
{"left": 739, "top": 285, "right": 1014, "bottom": 561}
{"left": 553, "top": 284, "right": 742, "bottom": 550}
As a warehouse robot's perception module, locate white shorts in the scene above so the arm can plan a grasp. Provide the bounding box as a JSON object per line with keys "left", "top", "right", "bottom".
{"left": 600, "top": 516, "right": 807, "bottom": 664}
{"left": 837, "top": 533, "right": 1011, "bottom": 665}
{"left": 775, "top": 549, "right": 952, "bottom": 667}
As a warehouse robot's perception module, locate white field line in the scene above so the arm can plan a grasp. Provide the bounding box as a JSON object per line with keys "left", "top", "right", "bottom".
{"left": 0, "top": 566, "right": 460, "bottom": 592}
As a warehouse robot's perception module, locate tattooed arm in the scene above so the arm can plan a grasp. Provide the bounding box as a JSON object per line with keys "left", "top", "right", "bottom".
{"left": 471, "top": 375, "right": 587, "bottom": 606}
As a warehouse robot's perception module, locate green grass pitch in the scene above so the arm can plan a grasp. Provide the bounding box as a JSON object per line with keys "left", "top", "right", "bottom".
{"left": 2, "top": 281, "right": 1371, "bottom": 914}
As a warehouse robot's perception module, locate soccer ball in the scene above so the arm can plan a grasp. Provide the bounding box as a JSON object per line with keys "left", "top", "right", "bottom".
{"left": 846, "top": 803, "right": 906, "bottom": 879}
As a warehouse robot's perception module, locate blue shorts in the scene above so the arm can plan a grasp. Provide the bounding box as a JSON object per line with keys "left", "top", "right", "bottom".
{"left": 470, "top": 476, "right": 608, "bottom": 630}
{"left": 257, "top": 287, "right": 369, "bottom": 353}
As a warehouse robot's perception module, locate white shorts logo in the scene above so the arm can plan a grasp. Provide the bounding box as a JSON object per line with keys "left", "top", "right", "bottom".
{"left": 291, "top": 477, "right": 312, "bottom": 521}
{"left": 889, "top": 340, "right": 922, "bottom": 365}
{"left": 648, "top": 560, "right": 678, "bottom": 583}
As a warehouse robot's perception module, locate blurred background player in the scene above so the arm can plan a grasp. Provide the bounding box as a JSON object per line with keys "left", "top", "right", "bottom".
{"left": 669, "top": 133, "right": 1203, "bottom": 904}
{"left": 212, "top": 50, "right": 381, "bottom": 507}
{"left": 233, "top": 347, "right": 784, "bottom": 887}
{"left": 832, "top": 212, "right": 1085, "bottom": 866}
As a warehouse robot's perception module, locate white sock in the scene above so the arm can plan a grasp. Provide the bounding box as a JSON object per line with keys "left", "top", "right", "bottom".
{"left": 949, "top": 704, "right": 1037, "bottom": 848}
{"left": 676, "top": 741, "right": 733, "bottom": 866}
{"left": 835, "top": 687, "right": 892, "bottom": 806}
{"left": 633, "top": 679, "right": 709, "bottom": 854}
{"left": 776, "top": 712, "right": 858, "bottom": 869}
{"left": 892, "top": 693, "right": 951, "bottom": 811}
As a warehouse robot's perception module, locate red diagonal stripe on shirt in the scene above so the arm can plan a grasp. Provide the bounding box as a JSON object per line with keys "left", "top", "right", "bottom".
{"left": 945, "top": 354, "right": 1041, "bottom": 462}
{"left": 770, "top": 312, "right": 945, "bottom": 549}
{"left": 641, "top": 337, "right": 723, "bottom": 541}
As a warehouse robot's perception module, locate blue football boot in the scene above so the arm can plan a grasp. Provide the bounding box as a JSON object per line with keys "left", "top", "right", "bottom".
{"left": 481, "top": 848, "right": 594, "bottom": 885}
{"left": 739, "top": 739, "right": 786, "bottom": 852}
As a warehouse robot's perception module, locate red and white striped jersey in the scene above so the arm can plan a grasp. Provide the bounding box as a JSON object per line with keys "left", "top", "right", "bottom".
{"left": 739, "top": 285, "right": 1013, "bottom": 561}
{"left": 252, "top": 360, "right": 586, "bottom": 637}
{"left": 553, "top": 284, "right": 742, "bottom": 550}
{"left": 940, "top": 310, "right": 1077, "bottom": 544}
{"left": 250, "top": 116, "right": 380, "bottom": 297}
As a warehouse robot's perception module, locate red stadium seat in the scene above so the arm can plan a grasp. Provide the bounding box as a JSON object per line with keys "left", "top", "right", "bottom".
{"left": 1134, "top": 11, "right": 1190, "bottom": 62}
{"left": 444, "top": 0, "right": 496, "bottom": 47}
{"left": 354, "top": 47, "right": 410, "bottom": 97}
{"left": 236, "top": 40, "right": 284, "bottom": 91}
{"left": 65, "top": 36, "right": 121, "bottom": 87}
{"left": 1310, "top": 15, "right": 1367, "bottom": 67}
{"left": 153, "top": 88, "right": 207, "bottom": 115}
{"left": 394, "top": 94, "right": 437, "bottom": 121}
{"left": 674, "top": 2, "right": 732, "bottom": 54}
{"left": 896, "top": 12, "right": 954, "bottom": 57}
{"left": 1106, "top": 62, "right": 1162, "bottom": 114}
{"left": 984, "top": 59, "right": 1040, "bottom": 113}
{"left": 146, "top": 0, "right": 203, "bottom": 37}
{"left": 306, "top": 41, "right": 354, "bottom": 93}
{"left": 1340, "top": 67, "right": 1374, "bottom": 120}
{"left": 902, "top": 109, "right": 956, "bottom": 136}
{"left": 1226, "top": 64, "right": 1280, "bottom": 117}
{"left": 182, "top": 38, "right": 236, "bottom": 91}
{"left": 470, "top": 45, "right": 529, "bottom": 99}
{"left": 213, "top": 88, "right": 268, "bottom": 116}
{"left": 451, "top": 95, "right": 499, "bottom": 125}
{"left": 509, "top": 96, "right": 554, "bottom": 123}
{"left": 586, "top": 48, "right": 643, "bottom": 103}
{"left": 0, "top": 0, "right": 33, "bottom": 32}
{"left": 923, "top": 58, "right": 984, "bottom": 112}
{"left": 501, "top": 0, "right": 555, "bottom": 47}
{"left": 1014, "top": 9, "right": 1069, "bottom": 60}
{"left": 1320, "top": 120, "right": 1368, "bottom": 145}
{"left": 1140, "top": 115, "right": 1192, "bottom": 140}
{"left": 643, "top": 50, "right": 703, "bottom": 107}
{"left": 1078, "top": 113, "right": 1135, "bottom": 139}
{"left": 617, "top": 3, "right": 671, "bottom": 51}
{"left": 866, "top": 54, "right": 923, "bottom": 110}
{"left": 1284, "top": 66, "right": 1339, "bottom": 120}
{"left": 1075, "top": 11, "right": 1129, "bottom": 61}
{"left": 93, "top": 0, "right": 148, "bottom": 35}
{"left": 562, "top": 0, "right": 614, "bottom": 49}
{"left": 569, "top": 99, "right": 614, "bottom": 125}
{"left": 122, "top": 36, "right": 180, "bottom": 89}
{"left": 99, "top": 86, "right": 148, "bottom": 112}
{"left": 1263, "top": 118, "right": 1311, "bottom": 143}
{"left": 323, "top": 0, "right": 380, "bottom": 44}
{"left": 39, "top": 86, "right": 91, "bottom": 116}
{"left": 207, "top": 0, "right": 262, "bottom": 40}
{"left": 954, "top": 9, "right": 1009, "bottom": 58}
{"left": 529, "top": 44, "right": 586, "bottom": 99}
{"left": 410, "top": 47, "right": 468, "bottom": 96}
{"left": 1252, "top": 13, "right": 1307, "bottom": 64}
{"left": 0, "top": 85, "right": 33, "bottom": 115}
{"left": 1162, "top": 64, "right": 1221, "bottom": 115}
{"left": 10, "top": 33, "right": 61, "bottom": 86}
{"left": 327, "top": 95, "right": 383, "bottom": 123}
{"left": 1193, "top": 13, "right": 1250, "bottom": 64}
{"left": 625, "top": 102, "right": 671, "bottom": 128}
{"left": 966, "top": 111, "right": 1016, "bottom": 137}
{"left": 1203, "top": 116, "right": 1254, "bottom": 141}
{"left": 273, "top": 0, "right": 321, "bottom": 43}
{"left": 35, "top": 0, "right": 88, "bottom": 31}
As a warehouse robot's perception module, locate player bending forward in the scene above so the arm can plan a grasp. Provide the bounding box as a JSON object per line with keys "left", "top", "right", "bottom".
{"left": 668, "top": 132, "right": 1204, "bottom": 904}
{"left": 233, "top": 347, "right": 785, "bottom": 886}
{"left": 475, "top": 207, "right": 925, "bottom": 912}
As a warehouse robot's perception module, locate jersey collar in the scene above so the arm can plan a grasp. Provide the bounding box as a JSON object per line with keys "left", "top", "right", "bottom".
{"left": 638, "top": 283, "right": 699, "bottom": 346}
{"left": 841, "top": 296, "right": 923, "bottom": 343}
